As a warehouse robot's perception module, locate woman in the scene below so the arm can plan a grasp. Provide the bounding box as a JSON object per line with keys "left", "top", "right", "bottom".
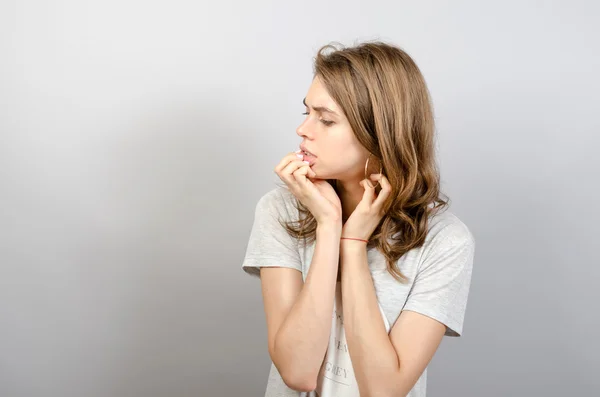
{"left": 241, "top": 40, "right": 476, "bottom": 397}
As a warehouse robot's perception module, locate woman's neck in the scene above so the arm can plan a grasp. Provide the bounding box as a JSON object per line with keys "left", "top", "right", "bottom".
{"left": 334, "top": 179, "right": 364, "bottom": 224}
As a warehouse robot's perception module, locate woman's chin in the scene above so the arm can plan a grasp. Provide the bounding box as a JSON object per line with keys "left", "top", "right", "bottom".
{"left": 311, "top": 168, "right": 331, "bottom": 180}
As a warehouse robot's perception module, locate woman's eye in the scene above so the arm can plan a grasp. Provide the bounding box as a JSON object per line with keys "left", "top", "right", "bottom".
{"left": 301, "top": 112, "right": 334, "bottom": 126}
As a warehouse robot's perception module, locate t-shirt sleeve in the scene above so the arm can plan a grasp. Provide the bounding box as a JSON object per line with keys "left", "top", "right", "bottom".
{"left": 241, "top": 189, "right": 303, "bottom": 278}
{"left": 401, "top": 222, "right": 476, "bottom": 337}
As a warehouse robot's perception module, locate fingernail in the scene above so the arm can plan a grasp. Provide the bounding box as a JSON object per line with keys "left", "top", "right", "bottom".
{"left": 303, "top": 161, "right": 310, "bottom": 164}
{"left": 295, "top": 149, "right": 302, "bottom": 153}
{"left": 296, "top": 154, "right": 303, "bottom": 159}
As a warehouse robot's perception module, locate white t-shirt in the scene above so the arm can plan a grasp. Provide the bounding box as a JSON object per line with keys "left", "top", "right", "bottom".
{"left": 242, "top": 186, "right": 476, "bottom": 397}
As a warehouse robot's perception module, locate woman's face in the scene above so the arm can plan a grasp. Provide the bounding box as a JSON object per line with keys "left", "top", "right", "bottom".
{"left": 296, "top": 76, "right": 368, "bottom": 182}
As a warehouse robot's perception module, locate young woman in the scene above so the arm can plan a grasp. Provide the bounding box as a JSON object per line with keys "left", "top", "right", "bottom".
{"left": 242, "top": 41, "right": 476, "bottom": 397}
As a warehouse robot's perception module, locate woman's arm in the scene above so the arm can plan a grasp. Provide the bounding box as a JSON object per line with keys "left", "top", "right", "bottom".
{"left": 340, "top": 241, "right": 446, "bottom": 397}
{"left": 260, "top": 221, "right": 342, "bottom": 392}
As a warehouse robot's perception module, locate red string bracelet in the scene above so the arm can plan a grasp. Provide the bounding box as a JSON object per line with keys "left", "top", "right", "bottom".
{"left": 340, "top": 237, "right": 368, "bottom": 243}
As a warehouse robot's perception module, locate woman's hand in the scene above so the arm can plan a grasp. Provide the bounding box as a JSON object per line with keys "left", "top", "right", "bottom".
{"left": 274, "top": 151, "right": 342, "bottom": 225}
{"left": 341, "top": 174, "right": 392, "bottom": 242}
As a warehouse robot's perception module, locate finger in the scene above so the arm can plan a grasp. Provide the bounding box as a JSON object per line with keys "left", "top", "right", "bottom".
{"left": 293, "top": 163, "right": 317, "bottom": 184}
{"left": 274, "top": 151, "right": 304, "bottom": 174}
{"left": 276, "top": 159, "right": 307, "bottom": 194}
{"left": 274, "top": 151, "right": 303, "bottom": 174}
{"left": 370, "top": 174, "right": 392, "bottom": 209}
{"left": 281, "top": 159, "right": 309, "bottom": 180}
{"left": 359, "top": 178, "right": 376, "bottom": 205}
{"left": 289, "top": 165, "right": 320, "bottom": 200}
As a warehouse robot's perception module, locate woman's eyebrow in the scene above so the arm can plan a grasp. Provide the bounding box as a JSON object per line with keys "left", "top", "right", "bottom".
{"left": 303, "top": 97, "right": 339, "bottom": 116}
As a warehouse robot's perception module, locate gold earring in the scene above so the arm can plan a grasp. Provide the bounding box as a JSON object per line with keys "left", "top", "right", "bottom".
{"left": 364, "top": 154, "right": 383, "bottom": 188}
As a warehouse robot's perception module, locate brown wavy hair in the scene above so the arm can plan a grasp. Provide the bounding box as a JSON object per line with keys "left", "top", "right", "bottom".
{"left": 278, "top": 40, "right": 450, "bottom": 283}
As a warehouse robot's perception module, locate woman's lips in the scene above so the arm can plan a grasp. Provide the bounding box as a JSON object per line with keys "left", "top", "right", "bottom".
{"left": 302, "top": 152, "right": 317, "bottom": 166}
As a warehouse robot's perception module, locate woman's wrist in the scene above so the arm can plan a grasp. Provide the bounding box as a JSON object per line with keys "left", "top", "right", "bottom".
{"left": 340, "top": 236, "right": 368, "bottom": 243}
{"left": 340, "top": 235, "right": 370, "bottom": 256}
{"left": 316, "top": 221, "right": 342, "bottom": 238}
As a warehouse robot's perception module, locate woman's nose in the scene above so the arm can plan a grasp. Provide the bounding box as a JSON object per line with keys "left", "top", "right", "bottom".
{"left": 296, "top": 121, "right": 312, "bottom": 139}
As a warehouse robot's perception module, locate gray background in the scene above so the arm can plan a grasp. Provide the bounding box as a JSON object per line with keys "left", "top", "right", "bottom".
{"left": 1, "top": 1, "right": 598, "bottom": 396}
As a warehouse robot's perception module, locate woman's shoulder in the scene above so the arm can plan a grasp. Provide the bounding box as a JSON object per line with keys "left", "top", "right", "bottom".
{"left": 257, "top": 185, "right": 295, "bottom": 204}
{"left": 425, "top": 207, "right": 475, "bottom": 248}
{"left": 256, "top": 185, "right": 296, "bottom": 208}
{"left": 254, "top": 185, "right": 299, "bottom": 221}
